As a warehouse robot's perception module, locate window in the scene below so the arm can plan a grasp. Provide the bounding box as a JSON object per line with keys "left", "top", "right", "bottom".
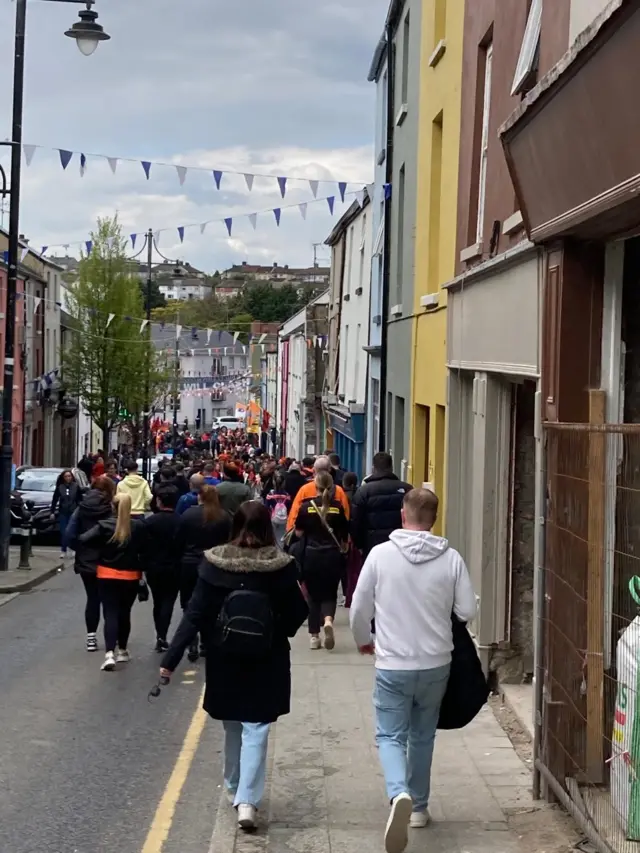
{"left": 512, "top": 0, "right": 542, "bottom": 96}
{"left": 428, "top": 113, "right": 443, "bottom": 291}
{"left": 434, "top": 0, "right": 447, "bottom": 47}
{"left": 371, "top": 378, "right": 380, "bottom": 449}
{"left": 353, "top": 324, "right": 361, "bottom": 400}
{"left": 401, "top": 12, "right": 410, "bottom": 104}
{"left": 476, "top": 43, "right": 493, "bottom": 245}
{"left": 396, "top": 165, "right": 406, "bottom": 303}
{"left": 358, "top": 214, "right": 366, "bottom": 293}
{"left": 379, "top": 72, "right": 388, "bottom": 154}
{"left": 345, "top": 225, "right": 354, "bottom": 294}
{"left": 341, "top": 324, "right": 349, "bottom": 396}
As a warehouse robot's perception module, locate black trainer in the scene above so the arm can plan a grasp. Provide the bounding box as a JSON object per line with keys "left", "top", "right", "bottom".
{"left": 155, "top": 638, "right": 169, "bottom": 653}
{"left": 187, "top": 640, "right": 199, "bottom": 662}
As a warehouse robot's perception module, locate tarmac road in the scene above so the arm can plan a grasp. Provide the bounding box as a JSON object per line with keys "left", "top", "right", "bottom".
{"left": 0, "top": 565, "right": 224, "bottom": 853}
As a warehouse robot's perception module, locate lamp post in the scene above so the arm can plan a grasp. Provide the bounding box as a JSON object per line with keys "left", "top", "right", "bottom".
{"left": 0, "top": 0, "right": 110, "bottom": 571}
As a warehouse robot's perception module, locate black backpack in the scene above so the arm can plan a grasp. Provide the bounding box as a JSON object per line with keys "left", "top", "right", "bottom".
{"left": 213, "top": 588, "right": 273, "bottom": 658}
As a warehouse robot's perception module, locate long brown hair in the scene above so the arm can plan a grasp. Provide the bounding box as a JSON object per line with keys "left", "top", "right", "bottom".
{"left": 93, "top": 475, "right": 116, "bottom": 502}
{"left": 314, "top": 471, "right": 334, "bottom": 520}
{"left": 110, "top": 493, "right": 132, "bottom": 544}
{"left": 230, "top": 501, "right": 276, "bottom": 549}
{"left": 199, "top": 484, "right": 225, "bottom": 523}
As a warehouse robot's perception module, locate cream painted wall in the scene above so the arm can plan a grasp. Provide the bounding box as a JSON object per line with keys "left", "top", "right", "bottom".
{"left": 570, "top": 0, "right": 611, "bottom": 42}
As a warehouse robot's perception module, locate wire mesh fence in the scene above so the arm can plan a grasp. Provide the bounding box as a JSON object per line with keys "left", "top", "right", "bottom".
{"left": 543, "top": 420, "right": 640, "bottom": 852}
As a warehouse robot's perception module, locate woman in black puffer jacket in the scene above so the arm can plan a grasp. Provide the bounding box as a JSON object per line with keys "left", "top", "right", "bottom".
{"left": 51, "top": 469, "right": 81, "bottom": 560}
{"left": 65, "top": 476, "right": 115, "bottom": 653}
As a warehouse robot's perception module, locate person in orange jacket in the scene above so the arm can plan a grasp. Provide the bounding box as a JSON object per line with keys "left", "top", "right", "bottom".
{"left": 287, "top": 456, "right": 350, "bottom": 531}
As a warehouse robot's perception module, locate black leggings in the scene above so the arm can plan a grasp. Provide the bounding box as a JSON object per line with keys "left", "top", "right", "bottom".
{"left": 147, "top": 574, "right": 180, "bottom": 641}
{"left": 98, "top": 579, "right": 138, "bottom": 653}
{"left": 80, "top": 572, "right": 101, "bottom": 633}
{"left": 308, "top": 599, "right": 337, "bottom": 635}
{"left": 305, "top": 572, "right": 341, "bottom": 635}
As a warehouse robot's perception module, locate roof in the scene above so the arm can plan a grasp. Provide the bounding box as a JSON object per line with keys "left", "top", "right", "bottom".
{"left": 223, "top": 263, "right": 330, "bottom": 276}
{"left": 150, "top": 323, "right": 245, "bottom": 353}
{"left": 324, "top": 190, "right": 371, "bottom": 246}
{"left": 368, "top": 35, "right": 387, "bottom": 81}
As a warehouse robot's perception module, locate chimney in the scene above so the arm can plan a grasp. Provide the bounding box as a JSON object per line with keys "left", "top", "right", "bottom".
{"left": 242, "top": 261, "right": 247, "bottom": 266}
{"left": 273, "top": 262, "right": 278, "bottom": 268}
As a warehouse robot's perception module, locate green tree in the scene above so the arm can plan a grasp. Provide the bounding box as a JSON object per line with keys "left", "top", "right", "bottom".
{"left": 62, "top": 217, "right": 169, "bottom": 451}
{"left": 229, "top": 313, "right": 253, "bottom": 344}
{"left": 140, "top": 277, "right": 166, "bottom": 312}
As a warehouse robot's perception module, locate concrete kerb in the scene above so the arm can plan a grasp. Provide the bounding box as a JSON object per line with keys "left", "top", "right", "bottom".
{"left": 0, "top": 562, "right": 63, "bottom": 594}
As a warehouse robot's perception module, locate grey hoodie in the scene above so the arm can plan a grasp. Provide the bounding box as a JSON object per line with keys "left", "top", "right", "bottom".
{"left": 349, "top": 529, "right": 477, "bottom": 670}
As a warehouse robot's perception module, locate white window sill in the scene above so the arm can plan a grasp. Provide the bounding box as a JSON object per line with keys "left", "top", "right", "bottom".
{"left": 390, "top": 303, "right": 403, "bottom": 317}
{"left": 502, "top": 210, "right": 524, "bottom": 236}
{"left": 428, "top": 39, "right": 447, "bottom": 68}
{"left": 420, "top": 293, "right": 439, "bottom": 310}
{"left": 395, "top": 104, "right": 408, "bottom": 127}
{"left": 460, "top": 242, "right": 483, "bottom": 264}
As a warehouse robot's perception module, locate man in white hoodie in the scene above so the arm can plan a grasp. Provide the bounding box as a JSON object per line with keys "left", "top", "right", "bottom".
{"left": 350, "top": 488, "right": 477, "bottom": 853}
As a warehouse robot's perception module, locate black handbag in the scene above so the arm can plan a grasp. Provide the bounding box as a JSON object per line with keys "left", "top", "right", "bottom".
{"left": 437, "top": 617, "right": 489, "bottom": 730}
{"left": 137, "top": 578, "right": 149, "bottom": 603}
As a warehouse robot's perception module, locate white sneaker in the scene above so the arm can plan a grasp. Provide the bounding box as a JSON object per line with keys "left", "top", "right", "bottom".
{"left": 115, "top": 649, "right": 130, "bottom": 663}
{"left": 410, "top": 810, "right": 430, "bottom": 828}
{"left": 323, "top": 623, "right": 335, "bottom": 651}
{"left": 237, "top": 803, "right": 257, "bottom": 832}
{"left": 310, "top": 636, "right": 321, "bottom": 650}
{"left": 86, "top": 633, "right": 98, "bottom": 653}
{"left": 101, "top": 652, "right": 116, "bottom": 672}
{"left": 384, "top": 793, "right": 413, "bottom": 853}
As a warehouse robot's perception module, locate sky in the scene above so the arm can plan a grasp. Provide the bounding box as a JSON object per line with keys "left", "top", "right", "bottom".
{"left": 0, "top": 0, "right": 389, "bottom": 273}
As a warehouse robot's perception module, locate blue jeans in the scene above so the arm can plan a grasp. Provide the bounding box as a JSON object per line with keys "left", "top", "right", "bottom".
{"left": 223, "top": 721, "right": 270, "bottom": 808}
{"left": 59, "top": 513, "right": 71, "bottom": 552}
{"left": 374, "top": 665, "right": 450, "bottom": 812}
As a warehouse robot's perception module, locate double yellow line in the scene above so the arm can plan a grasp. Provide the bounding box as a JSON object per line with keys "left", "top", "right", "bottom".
{"left": 141, "top": 685, "right": 208, "bottom": 853}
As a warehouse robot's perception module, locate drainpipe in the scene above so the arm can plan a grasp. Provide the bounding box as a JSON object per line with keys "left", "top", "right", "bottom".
{"left": 378, "top": 27, "right": 394, "bottom": 453}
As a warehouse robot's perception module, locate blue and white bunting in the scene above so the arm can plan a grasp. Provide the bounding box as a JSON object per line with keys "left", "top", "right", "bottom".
{"left": 244, "top": 173, "right": 254, "bottom": 191}
{"left": 384, "top": 183, "right": 392, "bottom": 201}
{"left": 59, "top": 149, "right": 73, "bottom": 170}
{"left": 141, "top": 161, "right": 152, "bottom": 180}
{"left": 177, "top": 226, "right": 185, "bottom": 243}
{"left": 338, "top": 182, "right": 347, "bottom": 202}
{"left": 107, "top": 157, "right": 118, "bottom": 174}
{"left": 277, "top": 176, "right": 287, "bottom": 198}
{"left": 106, "top": 313, "right": 115, "bottom": 329}
{"left": 273, "top": 208, "right": 281, "bottom": 226}
{"left": 213, "top": 170, "right": 223, "bottom": 190}
{"left": 327, "top": 196, "right": 335, "bottom": 215}
{"left": 248, "top": 213, "right": 257, "bottom": 230}
{"left": 309, "top": 180, "right": 319, "bottom": 198}
{"left": 175, "top": 165, "right": 187, "bottom": 186}
{"left": 23, "top": 144, "right": 36, "bottom": 166}
{"left": 85, "top": 240, "right": 92, "bottom": 255}
{"left": 80, "top": 153, "right": 87, "bottom": 177}
{"left": 224, "top": 218, "right": 233, "bottom": 237}
{"left": 130, "top": 233, "right": 137, "bottom": 249}
{"left": 140, "top": 319, "right": 149, "bottom": 334}
{"left": 299, "top": 202, "right": 308, "bottom": 220}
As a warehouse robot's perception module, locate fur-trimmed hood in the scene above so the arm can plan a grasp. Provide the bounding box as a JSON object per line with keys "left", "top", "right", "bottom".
{"left": 203, "top": 544, "right": 293, "bottom": 574}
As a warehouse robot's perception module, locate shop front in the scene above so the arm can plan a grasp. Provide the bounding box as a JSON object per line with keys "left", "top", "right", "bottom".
{"left": 327, "top": 406, "right": 366, "bottom": 481}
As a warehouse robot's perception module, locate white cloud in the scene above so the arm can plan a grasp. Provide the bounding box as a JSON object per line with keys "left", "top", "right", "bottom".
{"left": 0, "top": 0, "right": 387, "bottom": 272}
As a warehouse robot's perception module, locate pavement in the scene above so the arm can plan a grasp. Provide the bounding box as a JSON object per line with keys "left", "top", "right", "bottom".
{"left": 0, "top": 545, "right": 63, "bottom": 593}
{"left": 0, "top": 570, "right": 574, "bottom": 853}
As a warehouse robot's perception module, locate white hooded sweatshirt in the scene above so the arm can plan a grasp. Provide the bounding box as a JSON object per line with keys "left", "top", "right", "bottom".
{"left": 350, "top": 528, "right": 477, "bottom": 671}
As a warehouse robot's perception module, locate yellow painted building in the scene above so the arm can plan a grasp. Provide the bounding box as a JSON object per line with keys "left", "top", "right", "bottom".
{"left": 408, "top": 0, "right": 464, "bottom": 534}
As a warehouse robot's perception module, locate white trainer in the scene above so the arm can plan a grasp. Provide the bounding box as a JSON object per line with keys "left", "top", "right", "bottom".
{"left": 310, "top": 636, "right": 321, "bottom": 650}
{"left": 237, "top": 803, "right": 257, "bottom": 832}
{"left": 101, "top": 652, "right": 116, "bottom": 672}
{"left": 115, "top": 649, "right": 131, "bottom": 663}
{"left": 409, "top": 810, "right": 430, "bottom": 828}
{"left": 323, "top": 623, "right": 335, "bottom": 650}
{"left": 384, "top": 793, "right": 413, "bottom": 853}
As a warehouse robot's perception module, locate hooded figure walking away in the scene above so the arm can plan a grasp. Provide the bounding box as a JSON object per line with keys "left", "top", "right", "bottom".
{"left": 116, "top": 460, "right": 152, "bottom": 518}
{"left": 161, "top": 502, "right": 308, "bottom": 833}
{"left": 350, "top": 488, "right": 477, "bottom": 853}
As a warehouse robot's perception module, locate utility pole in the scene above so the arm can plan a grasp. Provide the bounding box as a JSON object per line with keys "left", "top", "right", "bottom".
{"left": 173, "top": 310, "right": 180, "bottom": 454}
{"left": 141, "top": 227, "right": 153, "bottom": 479}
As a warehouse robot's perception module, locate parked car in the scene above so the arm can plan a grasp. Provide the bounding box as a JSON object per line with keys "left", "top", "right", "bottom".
{"left": 15, "top": 466, "right": 89, "bottom": 538}
{"left": 213, "top": 416, "right": 245, "bottom": 431}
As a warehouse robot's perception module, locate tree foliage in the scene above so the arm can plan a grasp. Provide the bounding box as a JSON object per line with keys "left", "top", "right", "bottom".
{"left": 62, "top": 217, "right": 169, "bottom": 450}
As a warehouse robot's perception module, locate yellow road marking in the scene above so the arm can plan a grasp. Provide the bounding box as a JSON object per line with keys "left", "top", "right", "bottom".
{"left": 141, "top": 685, "right": 207, "bottom": 853}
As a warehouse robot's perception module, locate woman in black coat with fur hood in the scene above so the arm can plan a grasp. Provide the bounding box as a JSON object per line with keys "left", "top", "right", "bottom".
{"left": 161, "top": 501, "right": 307, "bottom": 834}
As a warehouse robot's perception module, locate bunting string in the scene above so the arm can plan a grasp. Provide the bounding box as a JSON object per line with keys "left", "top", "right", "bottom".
{"left": 15, "top": 141, "right": 368, "bottom": 196}
{"left": 25, "top": 185, "right": 377, "bottom": 256}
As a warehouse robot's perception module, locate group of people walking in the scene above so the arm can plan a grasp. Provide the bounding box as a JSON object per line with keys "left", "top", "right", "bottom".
{"left": 60, "top": 443, "right": 477, "bottom": 853}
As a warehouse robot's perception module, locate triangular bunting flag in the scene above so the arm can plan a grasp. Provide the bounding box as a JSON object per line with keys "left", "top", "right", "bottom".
{"left": 299, "top": 203, "right": 308, "bottom": 220}
{"left": 262, "top": 344, "right": 266, "bottom": 354}
{"left": 242, "top": 345, "right": 246, "bottom": 355}
{"left": 80, "top": 153, "right": 87, "bottom": 177}
{"left": 309, "top": 180, "right": 319, "bottom": 198}
{"left": 59, "top": 149, "right": 73, "bottom": 170}
{"left": 248, "top": 213, "right": 257, "bottom": 230}
{"left": 130, "top": 233, "right": 137, "bottom": 249}
{"left": 40, "top": 246, "right": 48, "bottom": 255}
{"left": 85, "top": 240, "right": 93, "bottom": 255}
{"left": 356, "top": 189, "right": 365, "bottom": 207}
{"left": 366, "top": 182, "right": 375, "bottom": 199}
{"left": 107, "top": 157, "right": 118, "bottom": 174}
{"left": 244, "top": 173, "right": 254, "bottom": 191}
{"left": 190, "top": 349, "right": 195, "bottom": 357}
{"left": 21, "top": 247, "right": 29, "bottom": 261}
{"left": 273, "top": 208, "right": 281, "bottom": 226}
{"left": 175, "top": 324, "right": 182, "bottom": 340}
{"left": 327, "top": 196, "right": 335, "bottom": 215}
{"left": 154, "top": 230, "right": 161, "bottom": 246}
{"left": 177, "top": 226, "right": 185, "bottom": 243}
{"left": 224, "top": 218, "right": 233, "bottom": 237}
{"left": 277, "top": 176, "right": 287, "bottom": 198}
{"left": 23, "top": 144, "right": 36, "bottom": 166}
{"left": 213, "top": 170, "right": 223, "bottom": 190}
{"left": 106, "top": 313, "right": 115, "bottom": 329}
{"left": 142, "top": 161, "right": 152, "bottom": 180}
{"left": 33, "top": 296, "right": 42, "bottom": 314}
{"left": 338, "top": 182, "right": 347, "bottom": 202}
{"left": 208, "top": 348, "right": 212, "bottom": 357}
{"left": 206, "top": 329, "right": 212, "bottom": 344}
{"left": 140, "top": 319, "right": 149, "bottom": 334}
{"left": 384, "top": 182, "right": 392, "bottom": 201}
{"left": 200, "top": 223, "right": 207, "bottom": 235}
{"left": 233, "top": 332, "right": 240, "bottom": 344}
{"left": 259, "top": 333, "right": 267, "bottom": 344}
{"left": 175, "top": 165, "right": 187, "bottom": 186}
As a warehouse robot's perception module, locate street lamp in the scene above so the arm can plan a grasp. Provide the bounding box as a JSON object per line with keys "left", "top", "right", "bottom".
{"left": 65, "top": 2, "right": 111, "bottom": 56}
{"left": 0, "top": 0, "right": 110, "bottom": 571}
